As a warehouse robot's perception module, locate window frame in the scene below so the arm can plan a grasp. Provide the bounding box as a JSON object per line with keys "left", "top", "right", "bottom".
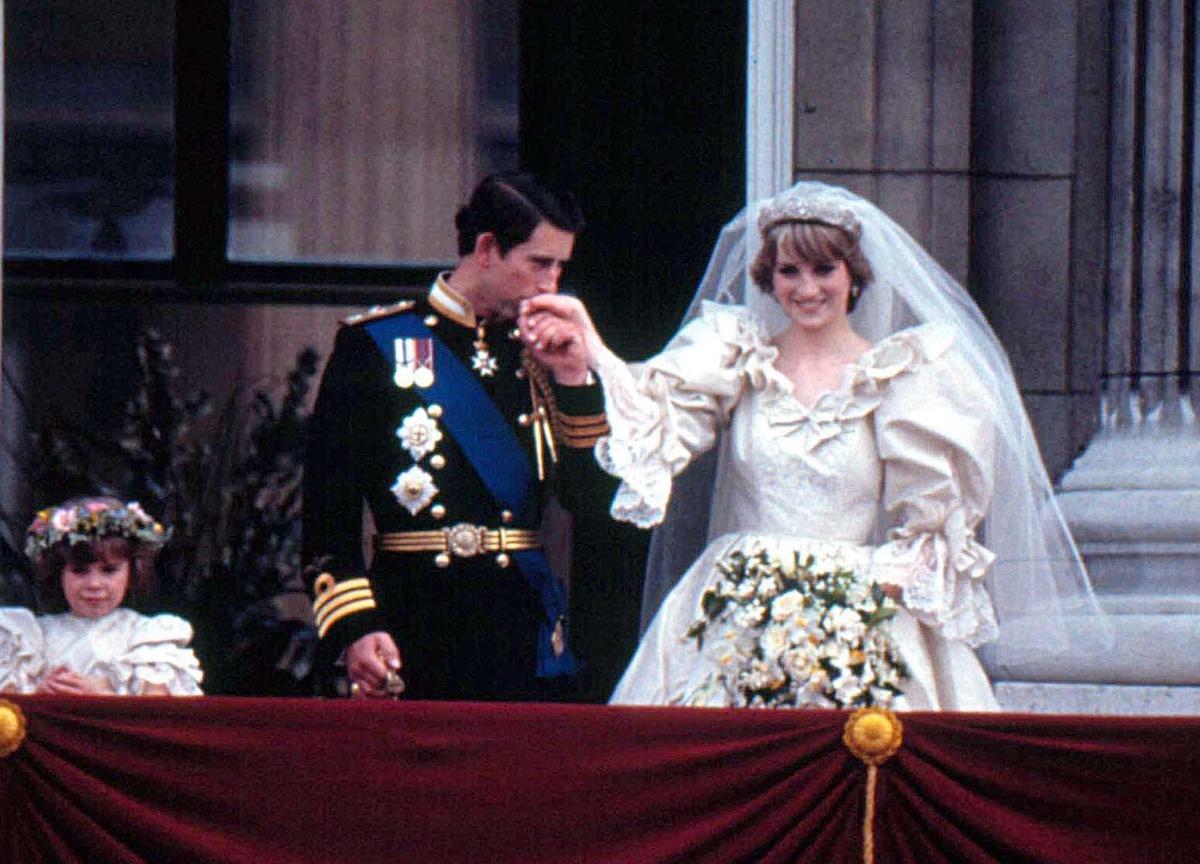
{"left": 2, "top": 3, "right": 447, "bottom": 305}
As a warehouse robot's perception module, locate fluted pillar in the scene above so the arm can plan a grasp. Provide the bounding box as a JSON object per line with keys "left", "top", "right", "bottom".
{"left": 1042, "top": 0, "right": 1200, "bottom": 713}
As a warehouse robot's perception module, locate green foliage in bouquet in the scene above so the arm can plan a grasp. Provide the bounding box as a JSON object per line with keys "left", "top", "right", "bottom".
{"left": 682, "top": 548, "right": 908, "bottom": 709}
{"left": 2, "top": 329, "right": 320, "bottom": 696}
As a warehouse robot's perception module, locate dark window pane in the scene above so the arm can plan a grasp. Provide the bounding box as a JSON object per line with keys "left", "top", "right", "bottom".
{"left": 4, "top": 1, "right": 175, "bottom": 260}
{"left": 228, "top": 1, "right": 519, "bottom": 264}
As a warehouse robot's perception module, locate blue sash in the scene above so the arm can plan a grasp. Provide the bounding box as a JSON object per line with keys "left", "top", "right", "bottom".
{"left": 366, "top": 313, "right": 579, "bottom": 677}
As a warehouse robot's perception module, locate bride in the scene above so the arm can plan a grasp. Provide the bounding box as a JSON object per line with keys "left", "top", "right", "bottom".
{"left": 520, "top": 181, "right": 1106, "bottom": 711}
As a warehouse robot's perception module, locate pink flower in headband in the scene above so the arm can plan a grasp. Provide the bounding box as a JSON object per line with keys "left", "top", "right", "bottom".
{"left": 25, "top": 498, "right": 170, "bottom": 563}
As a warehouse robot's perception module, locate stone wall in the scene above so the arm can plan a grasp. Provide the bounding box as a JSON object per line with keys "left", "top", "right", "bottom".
{"left": 793, "top": 0, "right": 1200, "bottom": 713}
{"left": 792, "top": 0, "right": 1108, "bottom": 482}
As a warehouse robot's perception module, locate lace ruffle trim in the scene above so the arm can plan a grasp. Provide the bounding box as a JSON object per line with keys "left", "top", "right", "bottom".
{"left": 596, "top": 437, "right": 673, "bottom": 528}
{"left": 872, "top": 522, "right": 999, "bottom": 648}
{"left": 595, "top": 304, "right": 783, "bottom": 528}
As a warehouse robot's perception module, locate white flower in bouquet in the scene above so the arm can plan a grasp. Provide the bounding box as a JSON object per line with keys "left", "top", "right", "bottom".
{"left": 770, "top": 589, "right": 805, "bottom": 623}
{"left": 733, "top": 602, "right": 767, "bottom": 629}
{"left": 805, "top": 667, "right": 831, "bottom": 695}
{"left": 845, "top": 579, "right": 872, "bottom": 607}
{"left": 872, "top": 652, "right": 901, "bottom": 688}
{"left": 781, "top": 642, "right": 819, "bottom": 679}
{"left": 833, "top": 670, "right": 865, "bottom": 705}
{"left": 827, "top": 605, "right": 867, "bottom": 644}
{"left": 759, "top": 623, "right": 792, "bottom": 659}
{"left": 742, "top": 659, "right": 787, "bottom": 692}
{"left": 734, "top": 579, "right": 758, "bottom": 601}
{"left": 758, "top": 575, "right": 783, "bottom": 597}
{"left": 796, "top": 688, "right": 836, "bottom": 709}
{"left": 682, "top": 548, "right": 908, "bottom": 709}
{"left": 858, "top": 658, "right": 878, "bottom": 688}
{"left": 869, "top": 686, "right": 897, "bottom": 706}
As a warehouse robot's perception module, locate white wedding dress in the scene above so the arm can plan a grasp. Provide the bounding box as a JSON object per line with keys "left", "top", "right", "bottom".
{"left": 600, "top": 303, "right": 1000, "bottom": 711}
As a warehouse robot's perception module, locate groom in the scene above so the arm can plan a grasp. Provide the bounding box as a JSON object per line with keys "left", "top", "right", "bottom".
{"left": 303, "top": 172, "right": 613, "bottom": 701}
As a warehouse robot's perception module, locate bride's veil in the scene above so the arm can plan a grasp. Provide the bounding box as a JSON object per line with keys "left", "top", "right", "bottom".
{"left": 638, "top": 181, "right": 1111, "bottom": 674}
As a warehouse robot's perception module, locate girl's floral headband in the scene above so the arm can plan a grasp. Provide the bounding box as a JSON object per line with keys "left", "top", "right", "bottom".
{"left": 25, "top": 500, "right": 170, "bottom": 562}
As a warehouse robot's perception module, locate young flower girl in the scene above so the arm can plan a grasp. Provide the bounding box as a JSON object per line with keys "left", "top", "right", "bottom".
{"left": 0, "top": 496, "right": 202, "bottom": 696}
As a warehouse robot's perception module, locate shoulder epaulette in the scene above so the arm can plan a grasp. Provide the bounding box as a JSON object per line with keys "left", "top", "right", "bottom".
{"left": 341, "top": 299, "right": 417, "bottom": 327}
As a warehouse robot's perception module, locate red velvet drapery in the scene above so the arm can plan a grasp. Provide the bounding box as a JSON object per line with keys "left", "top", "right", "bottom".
{"left": 1, "top": 697, "right": 1197, "bottom": 863}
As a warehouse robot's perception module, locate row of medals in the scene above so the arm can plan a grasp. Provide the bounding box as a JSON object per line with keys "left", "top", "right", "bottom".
{"left": 394, "top": 319, "right": 497, "bottom": 390}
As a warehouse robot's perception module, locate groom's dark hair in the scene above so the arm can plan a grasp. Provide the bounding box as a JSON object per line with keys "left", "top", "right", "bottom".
{"left": 454, "top": 172, "right": 584, "bottom": 256}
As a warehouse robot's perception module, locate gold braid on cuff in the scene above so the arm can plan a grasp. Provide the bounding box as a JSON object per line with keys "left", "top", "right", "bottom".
{"left": 312, "top": 573, "right": 378, "bottom": 639}
{"left": 555, "top": 412, "right": 610, "bottom": 448}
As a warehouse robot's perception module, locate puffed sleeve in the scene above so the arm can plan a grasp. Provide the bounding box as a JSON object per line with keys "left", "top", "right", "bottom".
{"left": 114, "top": 613, "right": 204, "bottom": 696}
{"left": 869, "top": 326, "right": 1001, "bottom": 647}
{"left": 593, "top": 302, "right": 785, "bottom": 528}
{"left": 0, "top": 607, "right": 46, "bottom": 694}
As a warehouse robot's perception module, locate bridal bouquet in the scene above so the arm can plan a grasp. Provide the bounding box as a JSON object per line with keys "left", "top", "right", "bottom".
{"left": 681, "top": 548, "right": 907, "bottom": 709}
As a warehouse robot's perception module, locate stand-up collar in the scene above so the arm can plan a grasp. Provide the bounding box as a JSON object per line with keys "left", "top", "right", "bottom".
{"left": 429, "top": 272, "right": 477, "bottom": 328}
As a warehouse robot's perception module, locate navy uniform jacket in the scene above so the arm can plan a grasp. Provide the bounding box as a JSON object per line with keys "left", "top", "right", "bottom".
{"left": 303, "top": 284, "right": 610, "bottom": 700}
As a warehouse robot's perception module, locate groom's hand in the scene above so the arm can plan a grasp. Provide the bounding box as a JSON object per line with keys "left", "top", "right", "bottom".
{"left": 346, "top": 631, "right": 403, "bottom": 699}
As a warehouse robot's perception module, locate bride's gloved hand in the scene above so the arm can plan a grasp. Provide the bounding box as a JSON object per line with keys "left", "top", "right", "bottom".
{"left": 518, "top": 295, "right": 608, "bottom": 385}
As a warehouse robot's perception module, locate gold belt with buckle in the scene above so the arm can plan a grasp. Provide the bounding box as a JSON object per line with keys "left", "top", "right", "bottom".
{"left": 375, "top": 524, "right": 542, "bottom": 569}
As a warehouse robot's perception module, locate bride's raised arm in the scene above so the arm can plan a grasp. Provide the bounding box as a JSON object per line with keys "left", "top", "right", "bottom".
{"left": 520, "top": 296, "right": 777, "bottom": 528}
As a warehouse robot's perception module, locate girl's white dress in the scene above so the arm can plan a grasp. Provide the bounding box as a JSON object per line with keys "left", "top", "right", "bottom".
{"left": 0, "top": 606, "right": 203, "bottom": 695}
{"left": 600, "top": 304, "right": 1000, "bottom": 710}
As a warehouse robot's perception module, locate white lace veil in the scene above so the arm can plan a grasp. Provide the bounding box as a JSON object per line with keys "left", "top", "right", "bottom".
{"left": 640, "top": 180, "right": 1111, "bottom": 674}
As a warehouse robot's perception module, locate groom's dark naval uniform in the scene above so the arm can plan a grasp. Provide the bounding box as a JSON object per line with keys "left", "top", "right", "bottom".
{"left": 303, "top": 277, "right": 610, "bottom": 700}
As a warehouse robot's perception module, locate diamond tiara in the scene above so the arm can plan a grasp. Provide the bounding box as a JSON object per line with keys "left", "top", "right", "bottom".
{"left": 756, "top": 192, "right": 861, "bottom": 238}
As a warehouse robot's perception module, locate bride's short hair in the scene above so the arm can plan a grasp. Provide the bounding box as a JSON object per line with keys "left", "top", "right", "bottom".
{"left": 750, "top": 220, "right": 873, "bottom": 310}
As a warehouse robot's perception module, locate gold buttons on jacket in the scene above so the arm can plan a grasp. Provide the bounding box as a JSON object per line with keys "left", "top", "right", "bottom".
{"left": 431, "top": 504, "right": 446, "bottom": 520}
{"left": 435, "top": 552, "right": 452, "bottom": 568}
{"left": 427, "top": 404, "right": 443, "bottom": 419}
{"left": 424, "top": 314, "right": 439, "bottom": 327}
{"left": 430, "top": 454, "right": 446, "bottom": 470}
{"left": 500, "top": 510, "right": 514, "bottom": 524}
{"left": 495, "top": 553, "right": 511, "bottom": 568}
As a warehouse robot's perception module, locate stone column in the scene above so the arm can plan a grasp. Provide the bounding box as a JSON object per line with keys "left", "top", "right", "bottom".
{"left": 1022, "top": 0, "right": 1200, "bottom": 714}
{"left": 746, "top": 0, "right": 795, "bottom": 204}
{"left": 791, "top": 0, "right": 973, "bottom": 283}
